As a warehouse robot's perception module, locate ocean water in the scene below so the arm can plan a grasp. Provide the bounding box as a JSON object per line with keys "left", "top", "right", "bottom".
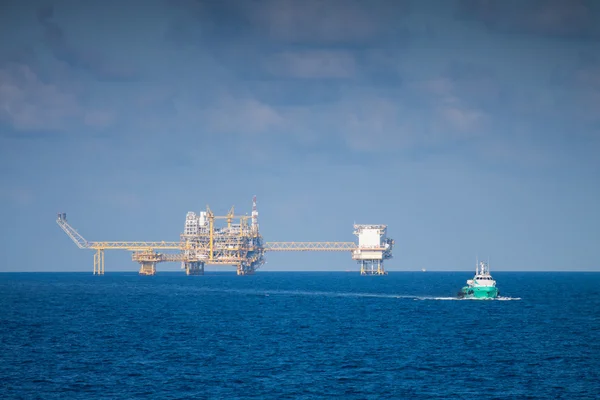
{"left": 1, "top": 271, "right": 599, "bottom": 399}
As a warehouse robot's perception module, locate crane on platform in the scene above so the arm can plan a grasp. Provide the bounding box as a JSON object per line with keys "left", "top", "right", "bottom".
{"left": 56, "top": 213, "right": 181, "bottom": 274}
{"left": 56, "top": 197, "right": 395, "bottom": 275}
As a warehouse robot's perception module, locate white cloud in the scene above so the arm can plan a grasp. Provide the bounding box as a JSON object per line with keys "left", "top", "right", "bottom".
{"left": 0, "top": 64, "right": 80, "bottom": 131}
{"left": 530, "top": 0, "right": 594, "bottom": 37}
{"left": 271, "top": 94, "right": 483, "bottom": 153}
{"left": 161, "top": 87, "right": 490, "bottom": 157}
{"left": 265, "top": 50, "right": 356, "bottom": 79}
{"left": 419, "top": 77, "right": 488, "bottom": 135}
{"left": 458, "top": 0, "right": 598, "bottom": 39}
{"left": 577, "top": 65, "right": 600, "bottom": 88}
{"left": 334, "top": 99, "right": 409, "bottom": 152}
{"left": 246, "top": 0, "right": 407, "bottom": 44}
{"left": 0, "top": 63, "right": 118, "bottom": 132}
{"left": 203, "top": 97, "right": 284, "bottom": 135}
{"left": 440, "top": 106, "right": 486, "bottom": 134}
{"left": 574, "top": 62, "right": 600, "bottom": 124}
{"left": 84, "top": 110, "right": 115, "bottom": 128}
{"left": 423, "top": 78, "right": 454, "bottom": 98}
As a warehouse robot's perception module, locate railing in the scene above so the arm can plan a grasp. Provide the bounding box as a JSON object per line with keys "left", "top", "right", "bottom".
{"left": 264, "top": 242, "right": 357, "bottom": 251}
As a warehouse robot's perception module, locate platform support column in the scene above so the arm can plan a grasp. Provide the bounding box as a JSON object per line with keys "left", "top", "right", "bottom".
{"left": 139, "top": 262, "right": 156, "bottom": 276}
{"left": 185, "top": 262, "right": 204, "bottom": 276}
{"left": 237, "top": 263, "right": 256, "bottom": 275}
{"left": 93, "top": 249, "right": 105, "bottom": 275}
{"left": 359, "top": 260, "right": 386, "bottom": 276}
{"left": 377, "top": 260, "right": 385, "bottom": 275}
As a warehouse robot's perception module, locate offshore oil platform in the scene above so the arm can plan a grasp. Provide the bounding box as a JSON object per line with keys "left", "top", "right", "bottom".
{"left": 56, "top": 197, "right": 394, "bottom": 276}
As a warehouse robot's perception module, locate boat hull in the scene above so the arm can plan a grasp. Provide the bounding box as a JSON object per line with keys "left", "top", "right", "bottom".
{"left": 460, "top": 285, "right": 499, "bottom": 299}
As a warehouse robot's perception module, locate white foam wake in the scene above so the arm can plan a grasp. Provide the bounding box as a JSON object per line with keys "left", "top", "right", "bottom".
{"left": 413, "top": 296, "right": 521, "bottom": 301}
{"left": 190, "top": 287, "right": 522, "bottom": 301}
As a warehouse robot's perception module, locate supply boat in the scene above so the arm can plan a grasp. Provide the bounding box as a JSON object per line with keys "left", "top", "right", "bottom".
{"left": 458, "top": 260, "right": 499, "bottom": 299}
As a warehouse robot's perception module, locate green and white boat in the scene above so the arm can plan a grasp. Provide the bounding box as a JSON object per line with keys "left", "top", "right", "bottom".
{"left": 458, "top": 260, "right": 499, "bottom": 299}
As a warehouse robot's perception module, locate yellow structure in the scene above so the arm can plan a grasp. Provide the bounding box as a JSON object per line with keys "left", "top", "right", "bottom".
{"left": 56, "top": 198, "right": 394, "bottom": 276}
{"left": 56, "top": 212, "right": 182, "bottom": 275}
{"left": 265, "top": 242, "right": 356, "bottom": 251}
{"left": 179, "top": 202, "right": 264, "bottom": 276}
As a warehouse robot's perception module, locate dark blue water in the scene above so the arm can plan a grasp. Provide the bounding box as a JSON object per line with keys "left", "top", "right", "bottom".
{"left": 1, "top": 272, "right": 599, "bottom": 399}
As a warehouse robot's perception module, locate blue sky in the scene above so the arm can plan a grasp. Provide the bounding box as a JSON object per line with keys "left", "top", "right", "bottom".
{"left": 0, "top": 0, "right": 599, "bottom": 272}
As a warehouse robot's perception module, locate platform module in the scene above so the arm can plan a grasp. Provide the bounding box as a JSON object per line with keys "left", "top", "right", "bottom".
{"left": 56, "top": 197, "right": 395, "bottom": 275}
{"left": 179, "top": 196, "right": 265, "bottom": 276}
{"left": 352, "top": 224, "right": 394, "bottom": 275}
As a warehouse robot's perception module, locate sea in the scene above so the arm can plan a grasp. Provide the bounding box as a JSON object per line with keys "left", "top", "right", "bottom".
{"left": 1, "top": 271, "right": 598, "bottom": 399}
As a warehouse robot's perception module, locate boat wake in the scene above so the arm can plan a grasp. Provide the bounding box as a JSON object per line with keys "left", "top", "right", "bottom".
{"left": 414, "top": 296, "right": 463, "bottom": 301}
{"left": 251, "top": 289, "right": 417, "bottom": 299}
{"left": 413, "top": 296, "right": 521, "bottom": 301}
{"left": 189, "top": 287, "right": 521, "bottom": 301}
{"left": 189, "top": 287, "right": 409, "bottom": 299}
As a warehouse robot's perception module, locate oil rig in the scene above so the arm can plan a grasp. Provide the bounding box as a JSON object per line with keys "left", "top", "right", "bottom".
{"left": 56, "top": 197, "right": 394, "bottom": 276}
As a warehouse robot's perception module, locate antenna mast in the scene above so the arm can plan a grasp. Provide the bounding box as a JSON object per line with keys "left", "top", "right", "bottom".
{"left": 251, "top": 195, "right": 258, "bottom": 233}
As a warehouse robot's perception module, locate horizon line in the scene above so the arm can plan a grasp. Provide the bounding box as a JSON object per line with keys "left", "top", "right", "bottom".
{"left": 1, "top": 270, "right": 598, "bottom": 273}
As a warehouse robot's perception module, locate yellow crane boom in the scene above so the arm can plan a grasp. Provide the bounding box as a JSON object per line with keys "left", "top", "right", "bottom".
{"left": 56, "top": 213, "right": 180, "bottom": 251}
